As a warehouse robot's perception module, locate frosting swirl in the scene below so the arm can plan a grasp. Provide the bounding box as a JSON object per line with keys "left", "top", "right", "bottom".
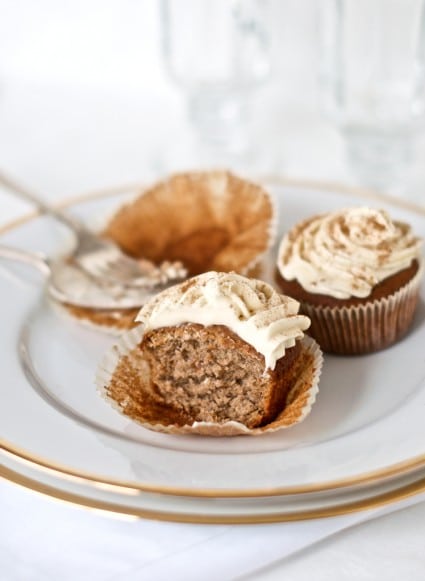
{"left": 136, "top": 271, "right": 310, "bottom": 369}
{"left": 278, "top": 207, "right": 423, "bottom": 299}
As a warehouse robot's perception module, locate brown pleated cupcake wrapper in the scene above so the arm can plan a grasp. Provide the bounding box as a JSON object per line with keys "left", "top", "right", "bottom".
{"left": 103, "top": 170, "right": 277, "bottom": 278}
{"left": 58, "top": 171, "right": 276, "bottom": 333}
{"left": 96, "top": 328, "right": 323, "bottom": 437}
{"left": 51, "top": 299, "right": 139, "bottom": 335}
{"left": 302, "top": 263, "right": 424, "bottom": 355}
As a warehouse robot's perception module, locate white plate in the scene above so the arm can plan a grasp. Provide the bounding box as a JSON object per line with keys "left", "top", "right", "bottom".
{"left": 2, "top": 448, "right": 425, "bottom": 523}
{"left": 1, "top": 179, "right": 424, "bottom": 518}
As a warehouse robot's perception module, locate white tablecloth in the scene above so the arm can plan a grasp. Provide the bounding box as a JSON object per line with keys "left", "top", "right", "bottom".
{"left": 2, "top": 477, "right": 425, "bottom": 581}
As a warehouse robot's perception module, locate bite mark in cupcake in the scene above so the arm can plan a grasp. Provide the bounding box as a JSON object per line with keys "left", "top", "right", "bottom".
{"left": 96, "top": 272, "right": 323, "bottom": 436}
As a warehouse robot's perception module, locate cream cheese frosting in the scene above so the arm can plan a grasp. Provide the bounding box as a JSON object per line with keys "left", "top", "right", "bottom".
{"left": 278, "top": 207, "right": 423, "bottom": 299}
{"left": 135, "top": 271, "right": 310, "bottom": 370}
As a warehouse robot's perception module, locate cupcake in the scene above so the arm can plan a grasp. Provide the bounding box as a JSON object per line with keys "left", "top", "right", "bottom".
{"left": 276, "top": 207, "right": 423, "bottom": 354}
{"left": 65, "top": 171, "right": 275, "bottom": 332}
{"left": 96, "top": 272, "right": 323, "bottom": 436}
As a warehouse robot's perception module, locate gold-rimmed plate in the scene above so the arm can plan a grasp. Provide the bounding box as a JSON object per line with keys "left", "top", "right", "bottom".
{"left": 0, "top": 178, "right": 424, "bottom": 522}
{"left": 2, "top": 444, "right": 425, "bottom": 524}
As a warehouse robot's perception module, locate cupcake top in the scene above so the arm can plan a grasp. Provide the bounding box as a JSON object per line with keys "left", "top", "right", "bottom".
{"left": 278, "top": 207, "right": 423, "bottom": 300}
{"left": 135, "top": 271, "right": 310, "bottom": 370}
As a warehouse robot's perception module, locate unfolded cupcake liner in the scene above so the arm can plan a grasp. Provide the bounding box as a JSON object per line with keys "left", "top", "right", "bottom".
{"left": 96, "top": 327, "right": 323, "bottom": 437}
{"left": 51, "top": 299, "right": 139, "bottom": 335}
{"left": 103, "top": 170, "right": 277, "bottom": 278}
{"left": 302, "top": 262, "right": 424, "bottom": 355}
{"left": 59, "top": 171, "right": 276, "bottom": 333}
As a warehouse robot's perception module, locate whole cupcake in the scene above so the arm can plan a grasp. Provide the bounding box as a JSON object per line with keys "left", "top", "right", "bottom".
{"left": 97, "top": 272, "right": 323, "bottom": 436}
{"left": 276, "top": 207, "right": 423, "bottom": 355}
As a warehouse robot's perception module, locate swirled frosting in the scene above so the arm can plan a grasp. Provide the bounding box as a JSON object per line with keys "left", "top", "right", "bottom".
{"left": 135, "top": 271, "right": 310, "bottom": 369}
{"left": 278, "top": 207, "right": 423, "bottom": 299}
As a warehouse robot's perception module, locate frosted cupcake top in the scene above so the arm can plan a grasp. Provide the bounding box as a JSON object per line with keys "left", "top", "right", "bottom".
{"left": 136, "top": 271, "right": 310, "bottom": 370}
{"left": 278, "top": 207, "right": 422, "bottom": 299}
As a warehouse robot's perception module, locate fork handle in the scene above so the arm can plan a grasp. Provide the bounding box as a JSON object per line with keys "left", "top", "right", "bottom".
{"left": 0, "top": 171, "right": 88, "bottom": 236}
{"left": 0, "top": 245, "right": 51, "bottom": 275}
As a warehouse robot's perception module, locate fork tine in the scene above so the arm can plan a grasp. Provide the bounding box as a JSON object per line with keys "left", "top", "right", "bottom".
{"left": 76, "top": 253, "right": 154, "bottom": 285}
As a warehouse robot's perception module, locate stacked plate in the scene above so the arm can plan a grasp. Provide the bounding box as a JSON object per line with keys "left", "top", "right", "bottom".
{"left": 1, "top": 179, "right": 424, "bottom": 523}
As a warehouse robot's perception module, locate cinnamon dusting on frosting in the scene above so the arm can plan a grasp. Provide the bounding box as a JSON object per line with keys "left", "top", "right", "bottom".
{"left": 278, "top": 207, "right": 422, "bottom": 299}
{"left": 135, "top": 271, "right": 311, "bottom": 370}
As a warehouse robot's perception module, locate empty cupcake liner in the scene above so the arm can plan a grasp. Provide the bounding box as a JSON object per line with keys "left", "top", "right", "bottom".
{"left": 53, "top": 300, "right": 139, "bottom": 335}
{"left": 60, "top": 171, "right": 276, "bottom": 332}
{"left": 103, "top": 170, "right": 277, "bottom": 277}
{"left": 96, "top": 328, "right": 323, "bottom": 437}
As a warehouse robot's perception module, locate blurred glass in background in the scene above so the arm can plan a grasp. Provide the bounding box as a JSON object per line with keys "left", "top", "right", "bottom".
{"left": 319, "top": 0, "right": 425, "bottom": 191}
{"left": 3, "top": 1, "right": 425, "bottom": 193}
{"left": 160, "top": 0, "right": 271, "bottom": 170}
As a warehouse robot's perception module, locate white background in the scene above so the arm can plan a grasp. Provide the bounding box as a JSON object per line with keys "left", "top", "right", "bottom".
{"left": 0, "top": 0, "right": 424, "bottom": 199}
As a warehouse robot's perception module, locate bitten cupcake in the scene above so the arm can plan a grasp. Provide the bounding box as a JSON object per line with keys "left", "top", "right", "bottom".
{"left": 96, "top": 272, "right": 323, "bottom": 436}
{"left": 276, "top": 207, "right": 423, "bottom": 355}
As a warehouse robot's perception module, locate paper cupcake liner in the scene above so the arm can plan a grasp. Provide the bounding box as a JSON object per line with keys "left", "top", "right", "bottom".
{"left": 96, "top": 329, "right": 323, "bottom": 437}
{"left": 103, "top": 170, "right": 277, "bottom": 278}
{"left": 302, "top": 263, "right": 424, "bottom": 355}
{"left": 55, "top": 172, "right": 276, "bottom": 333}
{"left": 51, "top": 299, "right": 139, "bottom": 335}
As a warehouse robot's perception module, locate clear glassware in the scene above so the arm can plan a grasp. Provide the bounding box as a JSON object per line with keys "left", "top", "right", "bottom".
{"left": 160, "top": 0, "right": 271, "bottom": 169}
{"left": 319, "top": 0, "right": 425, "bottom": 190}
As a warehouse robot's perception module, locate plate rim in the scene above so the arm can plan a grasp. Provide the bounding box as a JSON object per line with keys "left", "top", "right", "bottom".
{"left": 2, "top": 462, "right": 425, "bottom": 524}
{"left": 2, "top": 438, "right": 425, "bottom": 497}
{"left": 1, "top": 176, "right": 424, "bottom": 499}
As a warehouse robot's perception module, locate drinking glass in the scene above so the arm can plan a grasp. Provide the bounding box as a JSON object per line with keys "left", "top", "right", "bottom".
{"left": 160, "top": 0, "right": 271, "bottom": 168}
{"left": 319, "top": 0, "right": 425, "bottom": 190}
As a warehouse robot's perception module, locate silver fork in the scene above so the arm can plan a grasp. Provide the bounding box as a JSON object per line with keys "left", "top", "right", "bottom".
{"left": 0, "top": 244, "right": 171, "bottom": 309}
{"left": 0, "top": 171, "right": 186, "bottom": 288}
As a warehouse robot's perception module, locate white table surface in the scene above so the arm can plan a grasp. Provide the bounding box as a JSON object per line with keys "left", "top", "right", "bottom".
{"left": 0, "top": 10, "right": 425, "bottom": 575}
